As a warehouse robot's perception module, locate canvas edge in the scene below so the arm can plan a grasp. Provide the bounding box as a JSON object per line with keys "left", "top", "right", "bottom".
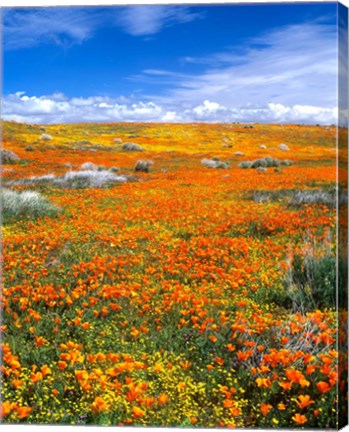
{"left": 338, "top": 1, "right": 348, "bottom": 430}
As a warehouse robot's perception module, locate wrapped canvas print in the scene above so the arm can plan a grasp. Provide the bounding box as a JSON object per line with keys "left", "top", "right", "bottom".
{"left": 1, "top": 1, "right": 348, "bottom": 429}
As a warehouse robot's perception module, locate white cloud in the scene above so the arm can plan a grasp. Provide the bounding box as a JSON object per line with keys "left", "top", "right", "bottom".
{"left": 116, "top": 6, "right": 201, "bottom": 36}
{"left": 192, "top": 100, "right": 226, "bottom": 117}
{"left": 161, "top": 111, "right": 180, "bottom": 122}
{"left": 1, "top": 92, "right": 337, "bottom": 125}
{"left": 3, "top": 6, "right": 202, "bottom": 50}
{"left": 138, "top": 21, "right": 337, "bottom": 112}
{"left": 3, "top": 8, "right": 101, "bottom": 50}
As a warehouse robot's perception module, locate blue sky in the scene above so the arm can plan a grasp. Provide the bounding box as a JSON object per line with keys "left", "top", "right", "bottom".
{"left": 2, "top": 3, "right": 339, "bottom": 124}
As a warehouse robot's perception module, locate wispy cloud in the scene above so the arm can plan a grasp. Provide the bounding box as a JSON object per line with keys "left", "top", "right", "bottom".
{"left": 3, "top": 8, "right": 102, "bottom": 50}
{"left": 138, "top": 21, "right": 337, "bottom": 110}
{"left": 2, "top": 92, "right": 337, "bottom": 125}
{"left": 3, "top": 5, "right": 202, "bottom": 51}
{"left": 116, "top": 5, "right": 202, "bottom": 37}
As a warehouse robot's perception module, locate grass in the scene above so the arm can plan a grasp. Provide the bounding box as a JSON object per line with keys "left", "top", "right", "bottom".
{"left": 283, "top": 238, "right": 336, "bottom": 310}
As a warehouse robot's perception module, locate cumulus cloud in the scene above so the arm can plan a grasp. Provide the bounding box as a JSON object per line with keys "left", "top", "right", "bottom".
{"left": 2, "top": 93, "right": 168, "bottom": 124}
{"left": 1, "top": 92, "right": 337, "bottom": 125}
{"left": 192, "top": 100, "right": 227, "bottom": 119}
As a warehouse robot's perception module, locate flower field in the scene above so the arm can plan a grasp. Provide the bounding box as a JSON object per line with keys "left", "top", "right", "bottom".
{"left": 1, "top": 121, "right": 347, "bottom": 427}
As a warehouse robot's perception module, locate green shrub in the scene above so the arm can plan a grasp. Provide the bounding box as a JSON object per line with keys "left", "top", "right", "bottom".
{"left": 238, "top": 161, "right": 253, "bottom": 169}
{"left": 251, "top": 158, "right": 267, "bottom": 168}
{"left": 284, "top": 241, "right": 336, "bottom": 310}
{"left": 280, "top": 160, "right": 294, "bottom": 166}
{"left": 264, "top": 156, "right": 280, "bottom": 167}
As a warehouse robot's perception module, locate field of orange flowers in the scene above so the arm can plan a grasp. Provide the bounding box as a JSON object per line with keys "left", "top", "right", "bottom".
{"left": 1, "top": 120, "right": 347, "bottom": 427}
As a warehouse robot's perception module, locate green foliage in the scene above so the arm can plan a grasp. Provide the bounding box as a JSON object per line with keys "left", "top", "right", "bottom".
{"left": 284, "top": 241, "right": 336, "bottom": 310}
{"left": 239, "top": 161, "right": 253, "bottom": 169}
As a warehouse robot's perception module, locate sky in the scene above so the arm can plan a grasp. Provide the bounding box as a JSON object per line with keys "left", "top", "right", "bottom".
{"left": 1, "top": 2, "right": 340, "bottom": 124}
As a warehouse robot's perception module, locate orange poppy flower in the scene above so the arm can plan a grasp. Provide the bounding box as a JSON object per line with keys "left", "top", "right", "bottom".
{"left": 16, "top": 406, "right": 33, "bottom": 419}
{"left": 11, "top": 379, "right": 23, "bottom": 389}
{"left": 256, "top": 377, "right": 272, "bottom": 388}
{"left": 279, "top": 381, "right": 292, "bottom": 390}
{"left": 132, "top": 406, "right": 145, "bottom": 418}
{"left": 41, "top": 365, "right": 51, "bottom": 377}
{"left": 296, "top": 395, "right": 314, "bottom": 409}
{"left": 180, "top": 360, "right": 192, "bottom": 370}
{"left": 214, "top": 356, "right": 224, "bottom": 366}
{"left": 260, "top": 403, "right": 272, "bottom": 416}
{"left": 58, "top": 361, "right": 67, "bottom": 370}
{"left": 91, "top": 396, "right": 110, "bottom": 414}
{"left": 31, "top": 372, "right": 43, "bottom": 384}
{"left": 158, "top": 394, "right": 169, "bottom": 405}
{"left": 34, "top": 336, "right": 47, "bottom": 347}
{"left": 306, "top": 365, "right": 317, "bottom": 375}
{"left": 317, "top": 381, "right": 332, "bottom": 394}
{"left": 230, "top": 407, "right": 241, "bottom": 417}
{"left": 299, "top": 378, "right": 310, "bottom": 388}
{"left": 1, "top": 401, "right": 16, "bottom": 418}
{"left": 292, "top": 413, "right": 307, "bottom": 425}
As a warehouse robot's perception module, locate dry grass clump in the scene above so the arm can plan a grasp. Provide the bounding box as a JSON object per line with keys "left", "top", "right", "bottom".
{"left": 252, "top": 187, "right": 337, "bottom": 207}
{"left": 135, "top": 159, "right": 154, "bottom": 173}
{"left": 278, "top": 143, "right": 289, "bottom": 151}
{"left": 5, "top": 170, "right": 130, "bottom": 189}
{"left": 123, "top": 142, "right": 144, "bottom": 152}
{"left": 1, "top": 189, "right": 60, "bottom": 223}
{"left": 201, "top": 158, "right": 230, "bottom": 169}
{"left": 80, "top": 162, "right": 98, "bottom": 171}
{"left": 40, "top": 133, "right": 53, "bottom": 141}
{"left": 1, "top": 149, "right": 20, "bottom": 164}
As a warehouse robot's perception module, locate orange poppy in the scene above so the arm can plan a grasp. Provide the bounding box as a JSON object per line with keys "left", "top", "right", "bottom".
{"left": 260, "top": 403, "right": 272, "bottom": 416}
{"left": 317, "top": 381, "right": 332, "bottom": 394}
{"left": 296, "top": 395, "right": 314, "bottom": 409}
{"left": 292, "top": 413, "right": 307, "bottom": 425}
{"left": 91, "top": 396, "right": 110, "bottom": 413}
{"left": 158, "top": 394, "right": 169, "bottom": 405}
{"left": 132, "top": 406, "right": 145, "bottom": 418}
{"left": 16, "top": 406, "right": 33, "bottom": 419}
